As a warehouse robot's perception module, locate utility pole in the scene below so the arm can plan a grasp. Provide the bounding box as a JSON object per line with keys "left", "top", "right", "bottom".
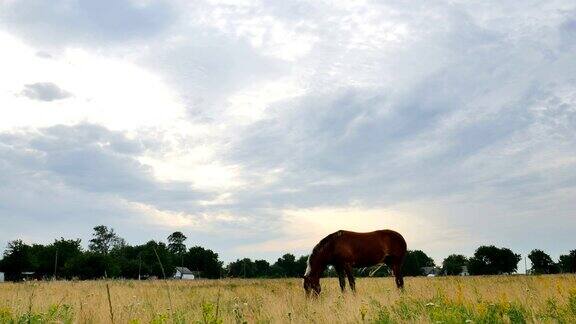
{"left": 524, "top": 256, "right": 528, "bottom": 275}
{"left": 53, "top": 248, "right": 58, "bottom": 280}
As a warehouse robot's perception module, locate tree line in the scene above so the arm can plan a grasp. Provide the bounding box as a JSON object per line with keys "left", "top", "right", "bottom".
{"left": 0, "top": 226, "right": 574, "bottom": 281}
{"left": 440, "top": 247, "right": 576, "bottom": 275}
{"left": 0, "top": 226, "right": 223, "bottom": 281}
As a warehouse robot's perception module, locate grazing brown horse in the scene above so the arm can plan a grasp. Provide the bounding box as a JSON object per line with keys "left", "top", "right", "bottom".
{"left": 303, "top": 229, "right": 407, "bottom": 296}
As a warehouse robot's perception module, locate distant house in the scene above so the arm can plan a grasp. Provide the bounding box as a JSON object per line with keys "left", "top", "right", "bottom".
{"left": 421, "top": 266, "right": 442, "bottom": 276}
{"left": 22, "top": 272, "right": 35, "bottom": 281}
{"left": 174, "top": 267, "right": 195, "bottom": 280}
{"left": 460, "top": 266, "right": 469, "bottom": 276}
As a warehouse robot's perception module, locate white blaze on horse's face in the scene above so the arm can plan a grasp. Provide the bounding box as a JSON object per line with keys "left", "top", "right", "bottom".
{"left": 303, "top": 254, "right": 321, "bottom": 296}
{"left": 305, "top": 255, "right": 312, "bottom": 276}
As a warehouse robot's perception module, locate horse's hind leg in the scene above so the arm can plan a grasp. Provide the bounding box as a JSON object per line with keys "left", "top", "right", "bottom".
{"left": 344, "top": 263, "right": 356, "bottom": 292}
{"left": 392, "top": 259, "right": 404, "bottom": 289}
{"left": 335, "top": 264, "right": 346, "bottom": 292}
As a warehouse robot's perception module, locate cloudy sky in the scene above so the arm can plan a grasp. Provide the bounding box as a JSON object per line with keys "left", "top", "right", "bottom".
{"left": 1, "top": 0, "right": 575, "bottom": 264}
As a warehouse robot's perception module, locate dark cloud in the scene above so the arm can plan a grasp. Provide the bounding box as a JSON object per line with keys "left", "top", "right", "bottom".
{"left": 21, "top": 82, "right": 71, "bottom": 101}
{"left": 0, "top": 0, "right": 175, "bottom": 46}
{"left": 0, "top": 124, "right": 208, "bottom": 211}
{"left": 560, "top": 15, "right": 576, "bottom": 48}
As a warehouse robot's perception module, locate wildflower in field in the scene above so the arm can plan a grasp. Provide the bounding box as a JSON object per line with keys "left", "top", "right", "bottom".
{"left": 359, "top": 304, "right": 368, "bottom": 321}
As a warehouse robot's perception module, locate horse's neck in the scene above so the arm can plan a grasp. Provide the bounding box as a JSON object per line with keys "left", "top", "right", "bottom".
{"left": 309, "top": 252, "right": 328, "bottom": 277}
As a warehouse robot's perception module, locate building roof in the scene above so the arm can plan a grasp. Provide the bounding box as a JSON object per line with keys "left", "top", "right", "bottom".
{"left": 175, "top": 267, "right": 193, "bottom": 274}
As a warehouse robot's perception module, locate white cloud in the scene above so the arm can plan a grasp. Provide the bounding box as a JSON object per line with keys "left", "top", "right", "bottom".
{"left": 1, "top": 0, "right": 576, "bottom": 262}
{"left": 127, "top": 201, "right": 249, "bottom": 230}
{"left": 0, "top": 32, "right": 186, "bottom": 131}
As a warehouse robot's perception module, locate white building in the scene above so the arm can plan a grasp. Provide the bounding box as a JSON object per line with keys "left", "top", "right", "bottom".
{"left": 421, "top": 266, "right": 442, "bottom": 276}
{"left": 174, "top": 267, "right": 195, "bottom": 280}
{"left": 0, "top": 272, "right": 4, "bottom": 282}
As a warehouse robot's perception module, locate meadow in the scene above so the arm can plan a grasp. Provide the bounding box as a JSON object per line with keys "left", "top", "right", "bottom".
{"left": 1, "top": 275, "right": 576, "bottom": 323}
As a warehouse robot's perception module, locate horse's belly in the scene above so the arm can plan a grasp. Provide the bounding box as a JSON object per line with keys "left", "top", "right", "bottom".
{"left": 351, "top": 249, "right": 386, "bottom": 267}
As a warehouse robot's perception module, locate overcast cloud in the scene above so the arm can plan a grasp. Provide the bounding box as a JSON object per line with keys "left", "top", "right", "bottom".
{"left": 0, "top": 0, "right": 575, "bottom": 263}
{"left": 20, "top": 82, "right": 71, "bottom": 101}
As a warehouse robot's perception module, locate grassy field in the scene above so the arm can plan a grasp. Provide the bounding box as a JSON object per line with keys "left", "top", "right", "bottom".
{"left": 1, "top": 275, "right": 575, "bottom": 323}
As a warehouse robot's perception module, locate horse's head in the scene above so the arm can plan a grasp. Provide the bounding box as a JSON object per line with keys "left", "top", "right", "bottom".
{"left": 302, "top": 274, "right": 321, "bottom": 297}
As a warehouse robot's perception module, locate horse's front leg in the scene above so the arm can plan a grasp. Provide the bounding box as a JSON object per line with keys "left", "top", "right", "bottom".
{"left": 335, "top": 264, "right": 346, "bottom": 292}
{"left": 344, "top": 263, "right": 356, "bottom": 292}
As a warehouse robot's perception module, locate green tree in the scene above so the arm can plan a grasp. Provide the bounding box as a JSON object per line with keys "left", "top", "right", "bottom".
{"left": 109, "top": 241, "right": 176, "bottom": 279}
{"left": 88, "top": 225, "right": 124, "bottom": 254}
{"left": 254, "top": 259, "right": 271, "bottom": 277}
{"left": 528, "top": 249, "right": 558, "bottom": 274}
{"left": 139, "top": 241, "right": 174, "bottom": 278}
{"left": 167, "top": 232, "right": 187, "bottom": 256}
{"left": 273, "top": 253, "right": 302, "bottom": 277}
{"left": 51, "top": 238, "right": 83, "bottom": 279}
{"left": 184, "top": 246, "right": 223, "bottom": 279}
{"left": 0, "top": 240, "right": 34, "bottom": 281}
{"left": 27, "top": 243, "right": 53, "bottom": 278}
{"left": 468, "top": 245, "right": 521, "bottom": 275}
{"left": 0, "top": 238, "right": 82, "bottom": 280}
{"left": 558, "top": 250, "right": 576, "bottom": 273}
{"left": 402, "top": 250, "right": 435, "bottom": 276}
{"left": 107, "top": 241, "right": 171, "bottom": 279}
{"left": 27, "top": 238, "right": 83, "bottom": 279}
{"left": 65, "top": 252, "right": 120, "bottom": 279}
{"left": 109, "top": 244, "right": 143, "bottom": 279}
{"left": 469, "top": 246, "right": 499, "bottom": 275}
{"left": 227, "top": 258, "right": 256, "bottom": 278}
{"left": 442, "top": 254, "right": 468, "bottom": 275}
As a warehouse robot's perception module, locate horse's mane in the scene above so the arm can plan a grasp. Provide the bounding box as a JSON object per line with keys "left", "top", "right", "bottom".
{"left": 305, "top": 230, "right": 343, "bottom": 276}
{"left": 312, "top": 230, "right": 343, "bottom": 254}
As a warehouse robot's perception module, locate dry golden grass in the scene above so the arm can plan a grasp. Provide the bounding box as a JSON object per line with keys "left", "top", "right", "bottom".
{"left": 1, "top": 275, "right": 576, "bottom": 323}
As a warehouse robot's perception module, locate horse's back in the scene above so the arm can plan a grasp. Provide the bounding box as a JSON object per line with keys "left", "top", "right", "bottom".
{"left": 330, "top": 229, "right": 407, "bottom": 265}
{"left": 338, "top": 229, "right": 406, "bottom": 249}
{"left": 375, "top": 229, "right": 407, "bottom": 252}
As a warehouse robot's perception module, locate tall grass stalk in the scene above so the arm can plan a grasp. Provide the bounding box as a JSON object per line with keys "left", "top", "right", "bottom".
{"left": 153, "top": 246, "right": 174, "bottom": 322}
{"left": 27, "top": 284, "right": 35, "bottom": 324}
{"left": 106, "top": 283, "right": 115, "bottom": 324}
